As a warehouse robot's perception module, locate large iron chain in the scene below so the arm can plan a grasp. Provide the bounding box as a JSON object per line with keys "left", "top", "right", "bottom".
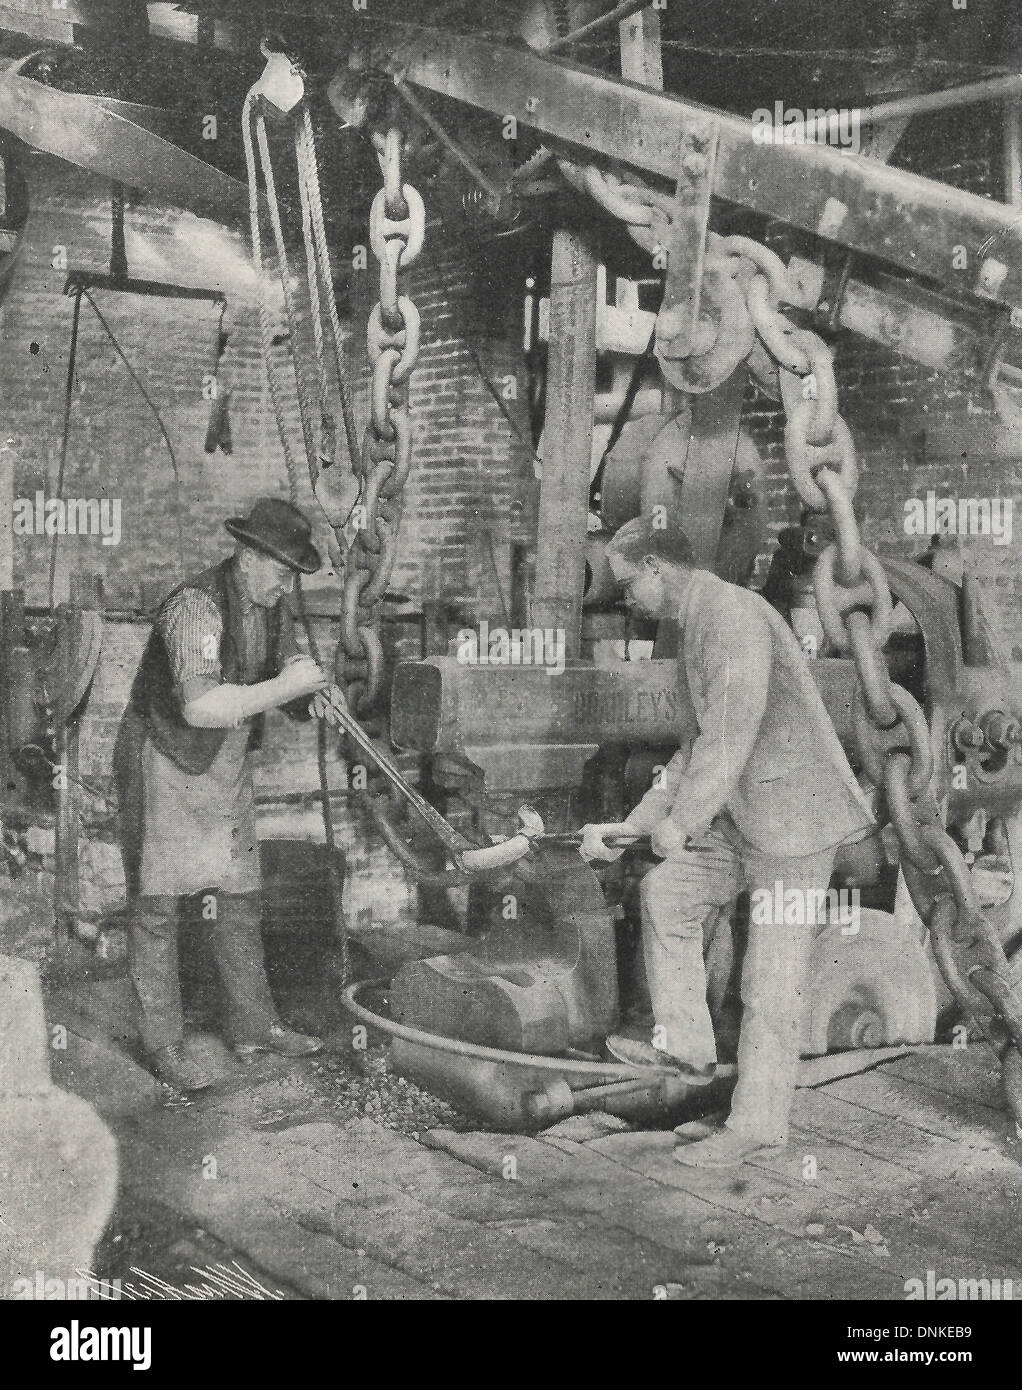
{"left": 719, "top": 241, "right": 1022, "bottom": 1114}
{"left": 337, "top": 127, "right": 425, "bottom": 715}
{"left": 560, "top": 154, "right": 1022, "bottom": 1127}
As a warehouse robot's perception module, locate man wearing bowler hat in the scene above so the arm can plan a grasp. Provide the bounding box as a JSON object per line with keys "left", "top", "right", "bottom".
{"left": 116, "top": 497, "right": 334, "bottom": 1091}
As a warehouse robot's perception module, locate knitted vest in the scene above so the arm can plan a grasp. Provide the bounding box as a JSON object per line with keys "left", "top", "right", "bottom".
{"left": 128, "top": 559, "right": 283, "bottom": 775}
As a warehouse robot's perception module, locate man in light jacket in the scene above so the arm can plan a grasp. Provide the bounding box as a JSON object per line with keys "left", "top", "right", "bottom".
{"left": 581, "top": 512, "right": 875, "bottom": 1167}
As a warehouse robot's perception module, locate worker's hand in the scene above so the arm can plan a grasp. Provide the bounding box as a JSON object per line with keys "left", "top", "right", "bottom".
{"left": 579, "top": 821, "right": 631, "bottom": 864}
{"left": 650, "top": 819, "right": 689, "bottom": 860}
{"left": 277, "top": 654, "right": 328, "bottom": 701}
{"left": 310, "top": 683, "right": 347, "bottom": 720}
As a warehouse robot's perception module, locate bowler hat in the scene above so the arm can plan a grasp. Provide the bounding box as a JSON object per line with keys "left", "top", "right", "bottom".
{"left": 224, "top": 497, "right": 322, "bottom": 574}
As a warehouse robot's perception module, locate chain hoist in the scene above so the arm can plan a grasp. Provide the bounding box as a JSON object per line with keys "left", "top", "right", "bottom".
{"left": 243, "top": 61, "right": 423, "bottom": 718}
{"left": 554, "top": 153, "right": 1022, "bottom": 1128}
{"left": 242, "top": 55, "right": 369, "bottom": 985}
{"left": 336, "top": 128, "right": 425, "bottom": 716}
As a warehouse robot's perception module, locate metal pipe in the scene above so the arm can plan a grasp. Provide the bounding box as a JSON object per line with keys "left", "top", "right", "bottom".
{"left": 862, "top": 73, "right": 1022, "bottom": 125}
{"left": 343, "top": 977, "right": 676, "bottom": 1079}
{"left": 110, "top": 182, "right": 127, "bottom": 281}
{"left": 49, "top": 287, "right": 81, "bottom": 611}
{"left": 542, "top": 0, "right": 650, "bottom": 55}
{"left": 393, "top": 78, "right": 505, "bottom": 215}
{"left": 535, "top": 831, "right": 649, "bottom": 847}
{"left": 803, "top": 73, "right": 1022, "bottom": 145}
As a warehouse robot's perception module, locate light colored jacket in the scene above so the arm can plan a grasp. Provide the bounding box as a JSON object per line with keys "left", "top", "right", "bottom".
{"left": 626, "top": 569, "right": 875, "bottom": 856}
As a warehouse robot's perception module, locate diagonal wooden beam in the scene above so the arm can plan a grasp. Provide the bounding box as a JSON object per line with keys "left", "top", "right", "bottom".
{"left": 0, "top": 56, "right": 253, "bottom": 223}
{"left": 388, "top": 26, "right": 1022, "bottom": 311}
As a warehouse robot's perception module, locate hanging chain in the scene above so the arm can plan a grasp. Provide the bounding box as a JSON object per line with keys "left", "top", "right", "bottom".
{"left": 735, "top": 241, "right": 1022, "bottom": 1118}
{"left": 337, "top": 127, "right": 425, "bottom": 716}
{"left": 558, "top": 154, "right": 1022, "bottom": 1127}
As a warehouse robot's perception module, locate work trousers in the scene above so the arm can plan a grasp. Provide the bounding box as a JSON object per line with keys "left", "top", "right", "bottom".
{"left": 127, "top": 890, "right": 278, "bottom": 1053}
{"left": 640, "top": 816, "right": 835, "bottom": 1145}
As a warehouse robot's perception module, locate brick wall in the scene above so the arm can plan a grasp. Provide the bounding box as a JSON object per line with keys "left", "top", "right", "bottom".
{"left": 0, "top": 159, "right": 533, "bottom": 612}
{"left": 397, "top": 232, "right": 536, "bottom": 612}
{"left": 0, "top": 156, "right": 534, "bottom": 926}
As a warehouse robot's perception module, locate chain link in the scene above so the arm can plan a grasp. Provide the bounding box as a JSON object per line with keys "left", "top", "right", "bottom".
{"left": 724, "top": 228, "right": 1022, "bottom": 1124}
{"left": 337, "top": 127, "right": 425, "bottom": 715}
{"left": 557, "top": 152, "right": 1022, "bottom": 1126}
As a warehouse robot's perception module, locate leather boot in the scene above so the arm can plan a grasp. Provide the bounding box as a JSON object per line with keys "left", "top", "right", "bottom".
{"left": 148, "top": 1041, "right": 214, "bottom": 1091}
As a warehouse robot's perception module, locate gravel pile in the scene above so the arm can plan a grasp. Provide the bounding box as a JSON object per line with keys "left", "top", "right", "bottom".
{"left": 311, "top": 1045, "right": 475, "bottom": 1135}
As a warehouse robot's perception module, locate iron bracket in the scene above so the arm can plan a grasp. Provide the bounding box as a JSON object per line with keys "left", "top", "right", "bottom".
{"left": 658, "top": 117, "right": 719, "bottom": 360}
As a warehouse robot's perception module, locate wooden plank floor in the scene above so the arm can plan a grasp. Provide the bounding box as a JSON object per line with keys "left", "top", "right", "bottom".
{"left": 98, "top": 1043, "right": 1022, "bottom": 1299}
{"left": 429, "top": 1045, "right": 1022, "bottom": 1298}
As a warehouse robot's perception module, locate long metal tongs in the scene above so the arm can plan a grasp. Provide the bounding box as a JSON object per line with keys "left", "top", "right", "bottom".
{"left": 310, "top": 688, "right": 545, "bottom": 873}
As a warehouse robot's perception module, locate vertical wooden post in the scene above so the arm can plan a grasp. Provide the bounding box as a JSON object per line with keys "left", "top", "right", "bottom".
{"left": 1004, "top": 98, "right": 1022, "bottom": 208}
{"left": 618, "top": 12, "right": 684, "bottom": 416}
{"left": 0, "top": 419, "right": 11, "bottom": 594}
{"left": 0, "top": 145, "right": 10, "bottom": 590}
{"left": 532, "top": 229, "right": 598, "bottom": 656}
{"left": 53, "top": 714, "right": 78, "bottom": 948}
{"left": 53, "top": 571, "right": 101, "bottom": 947}
{"left": 0, "top": 590, "right": 23, "bottom": 819}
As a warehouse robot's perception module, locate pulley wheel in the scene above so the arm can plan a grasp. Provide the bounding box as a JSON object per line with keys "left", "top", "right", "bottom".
{"left": 801, "top": 910, "right": 937, "bottom": 1057}
{"left": 44, "top": 608, "right": 103, "bottom": 726}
